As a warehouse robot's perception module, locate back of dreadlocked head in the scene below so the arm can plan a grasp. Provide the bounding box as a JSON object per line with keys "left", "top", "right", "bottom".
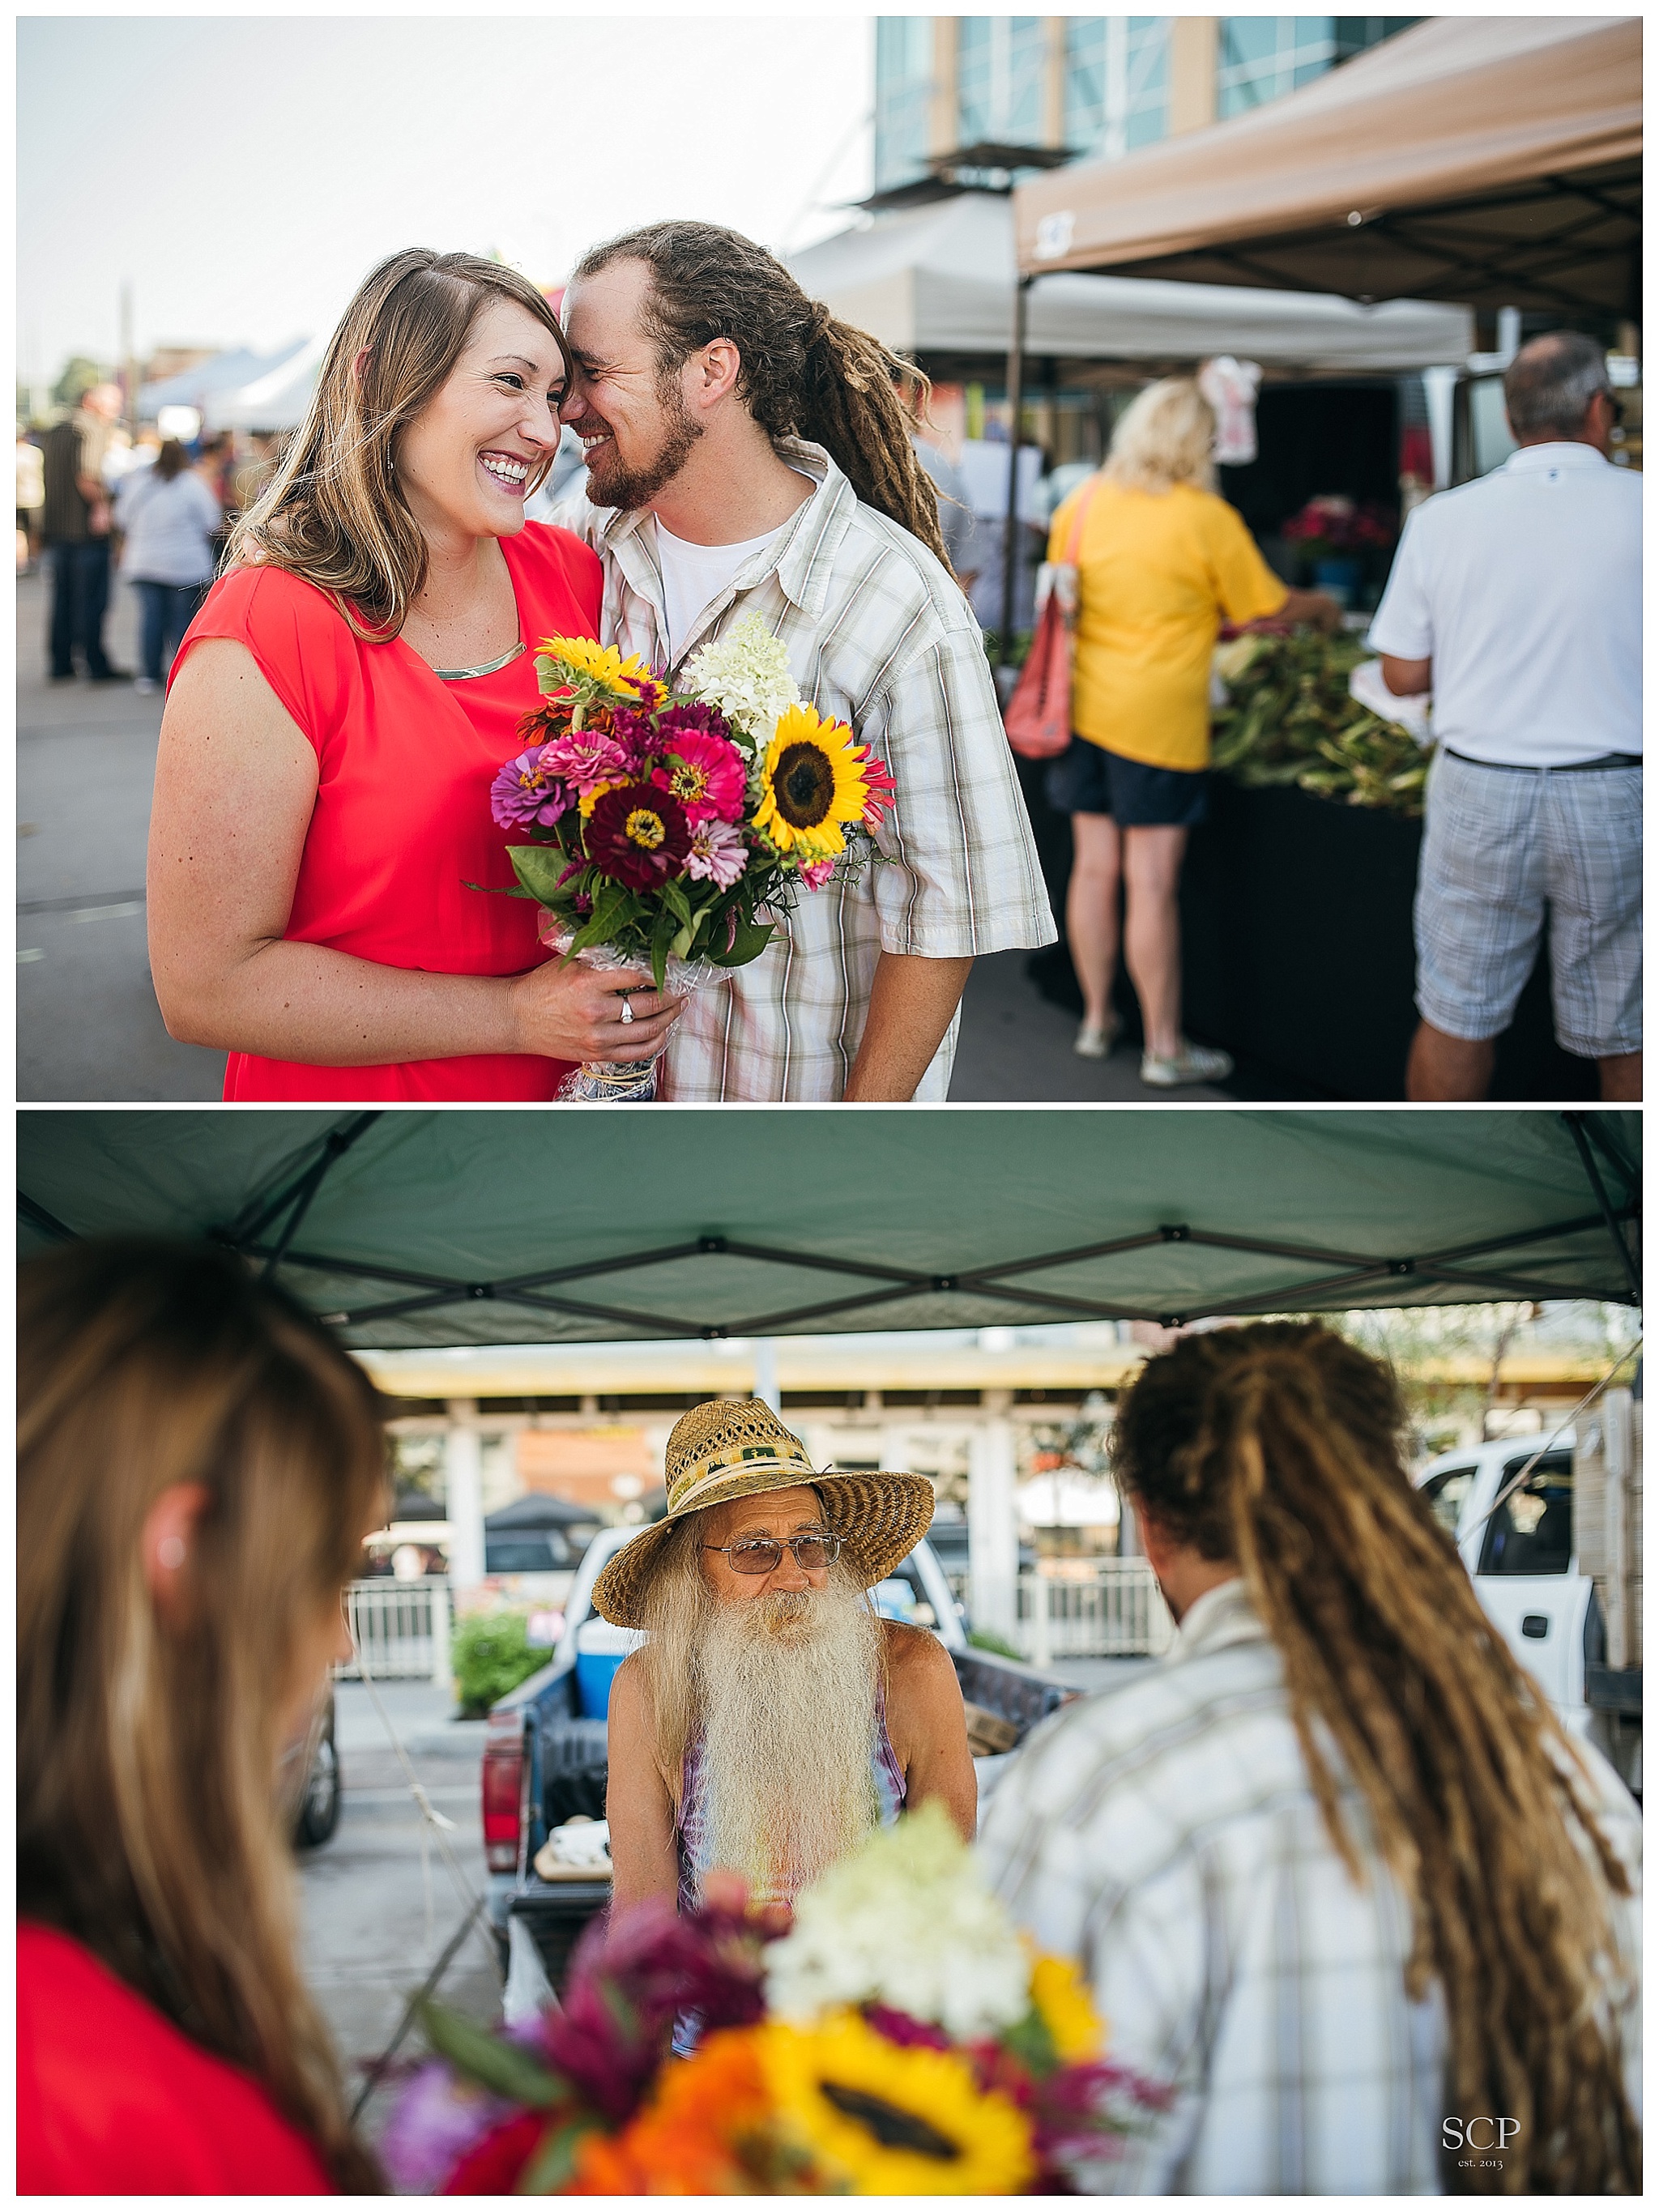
{"left": 571, "top": 221, "right": 949, "bottom": 571}
{"left": 1113, "top": 1320, "right": 1640, "bottom": 2196}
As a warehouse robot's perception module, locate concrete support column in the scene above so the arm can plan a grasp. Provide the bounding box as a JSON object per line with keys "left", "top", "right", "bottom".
{"left": 969, "top": 1392, "right": 1018, "bottom": 1643}
{"left": 753, "top": 1338, "right": 780, "bottom": 1414}
{"left": 445, "top": 1399, "right": 485, "bottom": 1592}
{"left": 1168, "top": 15, "right": 1218, "bottom": 135}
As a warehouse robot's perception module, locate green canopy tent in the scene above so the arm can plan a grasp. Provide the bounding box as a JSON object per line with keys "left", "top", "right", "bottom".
{"left": 16, "top": 1109, "right": 1639, "bottom": 1347}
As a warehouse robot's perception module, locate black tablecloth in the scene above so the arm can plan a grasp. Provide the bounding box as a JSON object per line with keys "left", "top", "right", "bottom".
{"left": 1017, "top": 758, "right": 1598, "bottom": 1102}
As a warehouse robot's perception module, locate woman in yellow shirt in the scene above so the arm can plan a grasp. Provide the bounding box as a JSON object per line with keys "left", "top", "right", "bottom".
{"left": 1047, "top": 377, "right": 1337, "bottom": 1085}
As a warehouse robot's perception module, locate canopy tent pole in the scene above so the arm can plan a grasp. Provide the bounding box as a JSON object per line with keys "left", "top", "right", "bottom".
{"left": 1564, "top": 1111, "right": 1642, "bottom": 1303}
{"left": 997, "top": 275, "right": 1034, "bottom": 671}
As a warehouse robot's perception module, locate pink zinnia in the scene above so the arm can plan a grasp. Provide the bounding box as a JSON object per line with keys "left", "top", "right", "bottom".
{"left": 539, "top": 726, "right": 635, "bottom": 794}
{"left": 650, "top": 731, "right": 748, "bottom": 824}
{"left": 855, "top": 744, "right": 898, "bottom": 826}
{"left": 797, "top": 855, "right": 838, "bottom": 890}
{"left": 684, "top": 816, "right": 748, "bottom": 889}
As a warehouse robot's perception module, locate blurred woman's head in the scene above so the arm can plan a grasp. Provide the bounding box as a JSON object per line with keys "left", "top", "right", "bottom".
{"left": 152, "top": 438, "right": 189, "bottom": 483}
{"left": 18, "top": 1238, "right": 389, "bottom": 2189}
{"left": 1113, "top": 1320, "right": 1640, "bottom": 2193}
{"left": 228, "top": 247, "right": 574, "bottom": 638}
{"left": 1103, "top": 376, "right": 1217, "bottom": 495}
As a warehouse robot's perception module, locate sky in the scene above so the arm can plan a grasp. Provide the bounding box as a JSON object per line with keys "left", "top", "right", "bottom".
{"left": 17, "top": 12, "right": 876, "bottom": 382}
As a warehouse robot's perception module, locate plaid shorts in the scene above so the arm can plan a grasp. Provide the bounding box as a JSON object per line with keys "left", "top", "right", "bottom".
{"left": 1415, "top": 747, "right": 1642, "bottom": 1058}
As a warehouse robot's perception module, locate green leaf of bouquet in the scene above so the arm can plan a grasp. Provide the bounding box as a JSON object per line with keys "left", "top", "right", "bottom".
{"left": 515, "top": 2116, "right": 599, "bottom": 2196}
{"left": 506, "top": 846, "right": 573, "bottom": 904}
{"left": 707, "top": 915, "right": 775, "bottom": 969}
{"left": 649, "top": 904, "right": 678, "bottom": 995}
{"left": 662, "top": 877, "right": 694, "bottom": 930}
{"left": 463, "top": 880, "right": 543, "bottom": 901}
{"left": 1000, "top": 2002, "right": 1060, "bottom": 2078}
{"left": 415, "top": 1999, "right": 566, "bottom": 2109}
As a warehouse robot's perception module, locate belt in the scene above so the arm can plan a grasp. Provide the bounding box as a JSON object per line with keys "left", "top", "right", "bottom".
{"left": 1444, "top": 747, "right": 1641, "bottom": 773}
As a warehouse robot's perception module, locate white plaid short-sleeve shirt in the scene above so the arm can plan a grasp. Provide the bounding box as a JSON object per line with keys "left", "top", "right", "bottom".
{"left": 557, "top": 443, "right": 1056, "bottom": 1101}
{"left": 976, "top": 1580, "right": 1642, "bottom": 2195}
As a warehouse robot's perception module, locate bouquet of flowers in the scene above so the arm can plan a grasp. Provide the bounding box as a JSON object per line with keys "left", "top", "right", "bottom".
{"left": 488, "top": 615, "right": 896, "bottom": 1100}
{"left": 382, "top": 1804, "right": 1166, "bottom": 2196}
{"left": 1280, "top": 493, "right": 1397, "bottom": 562}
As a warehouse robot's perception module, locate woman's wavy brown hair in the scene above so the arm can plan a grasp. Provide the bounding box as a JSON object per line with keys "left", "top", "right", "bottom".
{"left": 226, "top": 247, "right": 573, "bottom": 639}
{"left": 573, "top": 221, "right": 950, "bottom": 569}
{"left": 19, "top": 1239, "right": 390, "bottom": 2191}
{"left": 1113, "top": 1320, "right": 1640, "bottom": 2194}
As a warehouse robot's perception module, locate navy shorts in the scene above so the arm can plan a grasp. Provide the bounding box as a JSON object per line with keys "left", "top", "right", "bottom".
{"left": 1045, "top": 735, "right": 1209, "bottom": 829}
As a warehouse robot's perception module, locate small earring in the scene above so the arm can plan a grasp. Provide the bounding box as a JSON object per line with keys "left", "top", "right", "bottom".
{"left": 158, "top": 1536, "right": 187, "bottom": 1569}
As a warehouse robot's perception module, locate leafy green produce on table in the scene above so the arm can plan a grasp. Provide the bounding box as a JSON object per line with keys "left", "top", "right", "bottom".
{"left": 1209, "top": 630, "right": 1430, "bottom": 818}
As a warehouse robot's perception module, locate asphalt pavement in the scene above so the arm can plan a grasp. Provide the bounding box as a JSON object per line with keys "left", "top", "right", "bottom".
{"left": 16, "top": 568, "right": 226, "bottom": 1100}
{"left": 298, "top": 1681, "right": 501, "bottom": 2177}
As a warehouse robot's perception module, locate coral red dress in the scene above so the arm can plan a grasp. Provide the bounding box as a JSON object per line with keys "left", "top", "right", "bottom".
{"left": 17, "top": 1921, "right": 333, "bottom": 2193}
{"left": 172, "top": 522, "right": 601, "bottom": 1100}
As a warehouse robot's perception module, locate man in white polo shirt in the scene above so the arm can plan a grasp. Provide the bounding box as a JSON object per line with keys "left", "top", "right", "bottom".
{"left": 1369, "top": 331, "right": 1640, "bottom": 1100}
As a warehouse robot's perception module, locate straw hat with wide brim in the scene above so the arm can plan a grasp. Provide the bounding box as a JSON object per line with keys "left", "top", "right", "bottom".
{"left": 591, "top": 1396, "right": 935, "bottom": 1630}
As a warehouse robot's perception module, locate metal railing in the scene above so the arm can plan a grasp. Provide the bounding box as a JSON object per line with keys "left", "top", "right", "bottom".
{"left": 337, "top": 1576, "right": 451, "bottom": 1685}
{"left": 1015, "top": 1562, "right": 1174, "bottom": 1664}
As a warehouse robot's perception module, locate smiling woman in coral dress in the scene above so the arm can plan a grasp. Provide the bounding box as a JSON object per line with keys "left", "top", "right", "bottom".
{"left": 147, "top": 249, "right": 681, "bottom": 1100}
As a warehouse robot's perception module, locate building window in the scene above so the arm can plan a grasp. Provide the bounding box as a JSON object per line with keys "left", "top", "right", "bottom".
{"left": 1217, "top": 15, "right": 1414, "bottom": 118}
{"left": 874, "top": 15, "right": 936, "bottom": 190}
{"left": 957, "top": 16, "right": 1048, "bottom": 147}
{"left": 1064, "top": 16, "right": 1171, "bottom": 160}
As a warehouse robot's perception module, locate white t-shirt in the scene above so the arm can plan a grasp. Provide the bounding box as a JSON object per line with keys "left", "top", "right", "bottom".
{"left": 655, "top": 515, "right": 789, "bottom": 663}
{"left": 1366, "top": 441, "right": 1640, "bottom": 767}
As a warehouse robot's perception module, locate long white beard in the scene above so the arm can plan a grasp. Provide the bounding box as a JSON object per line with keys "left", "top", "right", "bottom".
{"left": 693, "top": 1579, "right": 882, "bottom": 1905}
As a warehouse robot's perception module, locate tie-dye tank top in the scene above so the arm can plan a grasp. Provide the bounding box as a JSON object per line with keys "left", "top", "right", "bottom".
{"left": 674, "top": 1686, "right": 907, "bottom": 1917}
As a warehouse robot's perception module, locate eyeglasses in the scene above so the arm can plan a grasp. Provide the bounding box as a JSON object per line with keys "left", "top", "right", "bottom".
{"left": 702, "top": 1532, "right": 844, "bottom": 1574}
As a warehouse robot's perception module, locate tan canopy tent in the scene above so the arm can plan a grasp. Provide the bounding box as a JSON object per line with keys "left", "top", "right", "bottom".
{"left": 1013, "top": 15, "right": 1640, "bottom": 316}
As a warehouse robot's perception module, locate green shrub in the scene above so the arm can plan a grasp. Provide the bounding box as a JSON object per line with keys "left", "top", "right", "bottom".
{"left": 967, "top": 1627, "right": 1025, "bottom": 1661}
{"left": 451, "top": 1610, "right": 548, "bottom": 1718}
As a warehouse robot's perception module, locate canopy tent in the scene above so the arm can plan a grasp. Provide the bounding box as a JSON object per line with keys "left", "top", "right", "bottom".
{"left": 16, "top": 1110, "right": 1639, "bottom": 1349}
{"left": 790, "top": 194, "right": 1473, "bottom": 370}
{"left": 1013, "top": 15, "right": 1640, "bottom": 316}
{"left": 203, "top": 332, "right": 328, "bottom": 434}
{"left": 137, "top": 339, "right": 309, "bottom": 420}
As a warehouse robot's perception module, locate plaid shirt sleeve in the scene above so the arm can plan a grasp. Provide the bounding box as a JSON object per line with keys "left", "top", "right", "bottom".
{"left": 862, "top": 624, "right": 1057, "bottom": 960}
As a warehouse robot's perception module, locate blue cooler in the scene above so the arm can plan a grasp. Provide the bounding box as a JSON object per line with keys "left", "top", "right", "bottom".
{"left": 574, "top": 1618, "right": 643, "bottom": 1718}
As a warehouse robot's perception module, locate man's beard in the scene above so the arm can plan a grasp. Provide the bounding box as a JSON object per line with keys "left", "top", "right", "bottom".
{"left": 582, "top": 373, "right": 702, "bottom": 511}
{"left": 692, "top": 1578, "right": 883, "bottom": 1905}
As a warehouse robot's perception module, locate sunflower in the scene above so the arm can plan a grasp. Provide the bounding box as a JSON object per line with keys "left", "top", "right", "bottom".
{"left": 535, "top": 635, "right": 655, "bottom": 698}
{"left": 753, "top": 704, "right": 874, "bottom": 860}
{"left": 761, "top": 2013, "right": 1035, "bottom": 2195}
{"left": 1030, "top": 1954, "right": 1105, "bottom": 2065}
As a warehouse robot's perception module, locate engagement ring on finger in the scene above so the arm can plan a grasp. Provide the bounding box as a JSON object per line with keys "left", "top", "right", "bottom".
{"left": 619, "top": 994, "right": 634, "bottom": 1025}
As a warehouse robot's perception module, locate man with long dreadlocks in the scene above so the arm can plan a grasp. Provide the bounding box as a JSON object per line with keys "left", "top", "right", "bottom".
{"left": 555, "top": 220, "right": 1055, "bottom": 1102}
{"left": 978, "top": 1322, "right": 1640, "bottom": 2194}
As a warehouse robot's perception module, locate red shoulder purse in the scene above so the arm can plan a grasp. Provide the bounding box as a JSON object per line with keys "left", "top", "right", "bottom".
{"left": 1003, "top": 478, "right": 1098, "bottom": 761}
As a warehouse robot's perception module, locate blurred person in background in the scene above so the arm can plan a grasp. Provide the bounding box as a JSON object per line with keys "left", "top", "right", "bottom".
{"left": 1371, "top": 331, "right": 1641, "bottom": 1102}
{"left": 17, "top": 423, "right": 45, "bottom": 572}
{"left": 40, "top": 381, "right": 130, "bottom": 682}
{"left": 1046, "top": 378, "right": 1337, "bottom": 1085}
{"left": 148, "top": 248, "right": 672, "bottom": 1101}
{"left": 18, "top": 1239, "right": 389, "bottom": 2192}
{"left": 196, "top": 428, "right": 241, "bottom": 561}
{"left": 979, "top": 1321, "right": 1641, "bottom": 2193}
{"left": 116, "top": 437, "right": 222, "bottom": 693}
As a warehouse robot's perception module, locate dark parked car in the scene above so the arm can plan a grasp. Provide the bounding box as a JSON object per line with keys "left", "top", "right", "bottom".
{"left": 288, "top": 1684, "right": 341, "bottom": 1850}
{"left": 484, "top": 1494, "right": 606, "bottom": 1577}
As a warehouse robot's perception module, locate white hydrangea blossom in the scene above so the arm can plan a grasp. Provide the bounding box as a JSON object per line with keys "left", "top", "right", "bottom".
{"left": 682, "top": 612, "right": 801, "bottom": 746}
{"left": 764, "top": 1801, "right": 1031, "bottom": 2041}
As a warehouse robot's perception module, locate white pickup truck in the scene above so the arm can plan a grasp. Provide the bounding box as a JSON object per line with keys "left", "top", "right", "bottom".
{"left": 1414, "top": 1411, "right": 1640, "bottom": 1796}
